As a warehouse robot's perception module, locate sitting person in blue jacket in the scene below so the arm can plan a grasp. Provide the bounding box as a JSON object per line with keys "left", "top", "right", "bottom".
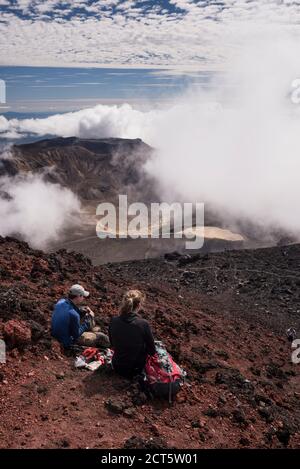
{"left": 51, "top": 284, "right": 109, "bottom": 349}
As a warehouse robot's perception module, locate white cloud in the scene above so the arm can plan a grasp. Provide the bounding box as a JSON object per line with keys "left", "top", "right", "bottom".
{"left": 0, "top": 103, "right": 159, "bottom": 140}
{"left": 1, "top": 1, "right": 300, "bottom": 69}
{"left": 0, "top": 172, "right": 81, "bottom": 248}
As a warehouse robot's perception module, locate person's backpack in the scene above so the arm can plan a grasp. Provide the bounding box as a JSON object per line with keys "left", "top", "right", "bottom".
{"left": 144, "top": 341, "right": 186, "bottom": 403}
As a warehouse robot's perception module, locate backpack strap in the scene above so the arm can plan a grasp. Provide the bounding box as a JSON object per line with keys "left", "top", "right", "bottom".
{"left": 168, "top": 373, "right": 172, "bottom": 404}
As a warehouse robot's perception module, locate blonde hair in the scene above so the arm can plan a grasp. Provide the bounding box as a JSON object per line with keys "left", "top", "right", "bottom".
{"left": 120, "top": 290, "right": 145, "bottom": 315}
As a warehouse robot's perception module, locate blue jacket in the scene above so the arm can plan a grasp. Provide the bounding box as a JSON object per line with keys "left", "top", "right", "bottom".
{"left": 51, "top": 298, "right": 89, "bottom": 348}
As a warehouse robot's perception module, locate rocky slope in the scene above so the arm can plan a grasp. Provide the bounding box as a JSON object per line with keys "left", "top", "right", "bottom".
{"left": 0, "top": 236, "right": 299, "bottom": 449}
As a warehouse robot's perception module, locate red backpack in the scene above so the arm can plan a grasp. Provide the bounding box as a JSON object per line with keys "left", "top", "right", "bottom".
{"left": 144, "top": 341, "right": 186, "bottom": 403}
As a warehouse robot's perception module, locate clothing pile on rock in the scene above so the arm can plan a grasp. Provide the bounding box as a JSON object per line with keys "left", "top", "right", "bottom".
{"left": 75, "top": 347, "right": 114, "bottom": 371}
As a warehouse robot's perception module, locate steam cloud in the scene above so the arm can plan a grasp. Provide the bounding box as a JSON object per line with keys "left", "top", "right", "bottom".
{"left": 1, "top": 27, "right": 300, "bottom": 240}
{"left": 0, "top": 172, "right": 81, "bottom": 249}
{"left": 146, "top": 34, "right": 300, "bottom": 239}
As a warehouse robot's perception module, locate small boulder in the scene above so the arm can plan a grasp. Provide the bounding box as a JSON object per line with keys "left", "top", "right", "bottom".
{"left": 164, "top": 251, "right": 182, "bottom": 261}
{"left": 232, "top": 409, "right": 248, "bottom": 427}
{"left": 28, "top": 320, "right": 44, "bottom": 342}
{"left": 132, "top": 392, "right": 148, "bottom": 406}
{"left": 105, "top": 398, "right": 126, "bottom": 414}
{"left": 258, "top": 406, "right": 274, "bottom": 423}
{"left": 3, "top": 319, "right": 32, "bottom": 349}
{"left": 123, "top": 435, "right": 168, "bottom": 450}
{"left": 123, "top": 408, "right": 136, "bottom": 418}
{"left": 276, "top": 426, "right": 291, "bottom": 447}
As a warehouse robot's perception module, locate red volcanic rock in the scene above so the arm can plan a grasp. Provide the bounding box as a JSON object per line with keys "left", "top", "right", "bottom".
{"left": 3, "top": 319, "right": 32, "bottom": 349}
{"left": 0, "top": 236, "right": 300, "bottom": 449}
{"left": 30, "top": 259, "right": 51, "bottom": 279}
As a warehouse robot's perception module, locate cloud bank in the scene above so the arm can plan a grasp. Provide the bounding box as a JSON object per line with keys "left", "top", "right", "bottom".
{"left": 0, "top": 104, "right": 159, "bottom": 141}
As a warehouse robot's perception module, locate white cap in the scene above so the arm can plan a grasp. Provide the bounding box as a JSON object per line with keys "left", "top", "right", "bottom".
{"left": 69, "top": 284, "right": 90, "bottom": 298}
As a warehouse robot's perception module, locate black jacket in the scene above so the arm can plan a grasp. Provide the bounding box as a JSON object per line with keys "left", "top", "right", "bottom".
{"left": 108, "top": 312, "right": 156, "bottom": 378}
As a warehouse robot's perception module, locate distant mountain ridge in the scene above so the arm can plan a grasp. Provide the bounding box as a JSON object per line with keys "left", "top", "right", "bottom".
{"left": 1, "top": 137, "right": 158, "bottom": 204}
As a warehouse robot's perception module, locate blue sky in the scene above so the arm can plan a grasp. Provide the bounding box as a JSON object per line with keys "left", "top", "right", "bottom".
{"left": 0, "top": 65, "right": 214, "bottom": 112}
{"left": 1, "top": 1, "right": 300, "bottom": 112}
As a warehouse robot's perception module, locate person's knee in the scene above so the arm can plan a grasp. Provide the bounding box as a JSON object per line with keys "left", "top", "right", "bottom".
{"left": 95, "top": 332, "right": 110, "bottom": 348}
{"left": 78, "top": 331, "right": 97, "bottom": 346}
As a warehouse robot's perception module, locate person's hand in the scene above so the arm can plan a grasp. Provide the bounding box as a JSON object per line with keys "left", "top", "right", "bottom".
{"left": 84, "top": 313, "right": 94, "bottom": 331}
{"left": 85, "top": 306, "right": 95, "bottom": 318}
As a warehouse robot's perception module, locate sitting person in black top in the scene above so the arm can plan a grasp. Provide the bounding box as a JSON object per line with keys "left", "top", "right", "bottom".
{"left": 108, "top": 290, "right": 156, "bottom": 378}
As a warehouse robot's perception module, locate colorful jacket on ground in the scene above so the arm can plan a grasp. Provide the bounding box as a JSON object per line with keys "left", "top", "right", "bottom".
{"left": 51, "top": 298, "right": 89, "bottom": 348}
